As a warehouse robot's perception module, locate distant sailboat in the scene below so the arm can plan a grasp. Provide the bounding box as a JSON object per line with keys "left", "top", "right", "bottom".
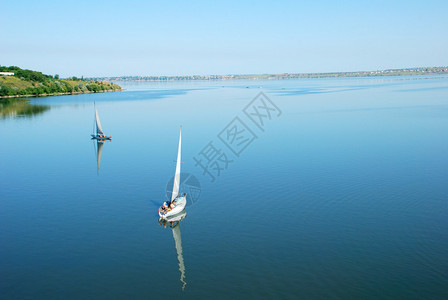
{"left": 159, "top": 126, "right": 187, "bottom": 218}
{"left": 91, "top": 103, "right": 111, "bottom": 140}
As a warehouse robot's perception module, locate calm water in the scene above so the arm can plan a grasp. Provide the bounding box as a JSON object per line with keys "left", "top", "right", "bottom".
{"left": 1, "top": 76, "right": 447, "bottom": 299}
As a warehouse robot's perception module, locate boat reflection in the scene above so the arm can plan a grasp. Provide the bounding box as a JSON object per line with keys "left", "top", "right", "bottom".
{"left": 159, "top": 209, "right": 187, "bottom": 291}
{"left": 0, "top": 98, "right": 50, "bottom": 119}
{"left": 93, "top": 139, "right": 110, "bottom": 174}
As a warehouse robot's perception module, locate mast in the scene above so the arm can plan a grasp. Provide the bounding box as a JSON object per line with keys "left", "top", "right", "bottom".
{"left": 93, "top": 103, "right": 96, "bottom": 135}
{"left": 171, "top": 126, "right": 182, "bottom": 201}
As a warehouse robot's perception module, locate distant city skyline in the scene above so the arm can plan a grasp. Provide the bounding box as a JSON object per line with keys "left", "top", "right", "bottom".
{"left": 2, "top": 0, "right": 447, "bottom": 77}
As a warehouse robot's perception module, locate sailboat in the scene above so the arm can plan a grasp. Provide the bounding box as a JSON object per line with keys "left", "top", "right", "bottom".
{"left": 159, "top": 126, "right": 187, "bottom": 219}
{"left": 91, "top": 102, "right": 111, "bottom": 140}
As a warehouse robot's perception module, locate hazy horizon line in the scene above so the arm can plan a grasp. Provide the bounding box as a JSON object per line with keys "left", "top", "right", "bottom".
{"left": 85, "top": 66, "right": 448, "bottom": 79}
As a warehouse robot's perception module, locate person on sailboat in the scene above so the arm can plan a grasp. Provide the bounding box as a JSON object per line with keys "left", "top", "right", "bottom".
{"left": 162, "top": 200, "right": 175, "bottom": 211}
{"left": 168, "top": 200, "right": 175, "bottom": 209}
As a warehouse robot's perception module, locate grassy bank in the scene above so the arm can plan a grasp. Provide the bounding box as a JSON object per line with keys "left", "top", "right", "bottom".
{"left": 0, "top": 66, "right": 122, "bottom": 98}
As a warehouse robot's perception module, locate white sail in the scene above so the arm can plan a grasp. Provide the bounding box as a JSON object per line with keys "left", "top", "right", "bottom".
{"left": 172, "top": 223, "right": 187, "bottom": 290}
{"left": 94, "top": 103, "right": 104, "bottom": 135}
{"left": 171, "top": 126, "right": 182, "bottom": 201}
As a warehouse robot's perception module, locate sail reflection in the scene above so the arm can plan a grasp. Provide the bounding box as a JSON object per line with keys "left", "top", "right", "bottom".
{"left": 159, "top": 210, "right": 187, "bottom": 290}
{"left": 93, "top": 140, "right": 109, "bottom": 174}
{"left": 0, "top": 99, "right": 50, "bottom": 119}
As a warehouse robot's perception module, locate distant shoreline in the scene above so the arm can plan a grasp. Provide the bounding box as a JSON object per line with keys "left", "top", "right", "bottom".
{"left": 90, "top": 67, "right": 448, "bottom": 82}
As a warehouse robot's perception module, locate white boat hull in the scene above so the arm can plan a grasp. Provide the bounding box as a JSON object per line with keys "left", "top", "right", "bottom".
{"left": 164, "top": 210, "right": 187, "bottom": 223}
{"left": 159, "top": 196, "right": 186, "bottom": 219}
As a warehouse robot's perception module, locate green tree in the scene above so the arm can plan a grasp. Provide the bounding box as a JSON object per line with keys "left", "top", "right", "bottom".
{"left": 0, "top": 85, "right": 12, "bottom": 96}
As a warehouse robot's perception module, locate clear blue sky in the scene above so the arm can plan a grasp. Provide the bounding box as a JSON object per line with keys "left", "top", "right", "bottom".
{"left": 2, "top": 0, "right": 447, "bottom": 77}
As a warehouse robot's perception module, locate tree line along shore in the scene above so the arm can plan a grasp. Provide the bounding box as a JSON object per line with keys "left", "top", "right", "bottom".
{"left": 0, "top": 66, "right": 122, "bottom": 98}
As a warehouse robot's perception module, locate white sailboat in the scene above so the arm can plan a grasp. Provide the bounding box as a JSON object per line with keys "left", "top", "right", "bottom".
{"left": 91, "top": 102, "right": 111, "bottom": 140}
{"left": 159, "top": 126, "right": 187, "bottom": 218}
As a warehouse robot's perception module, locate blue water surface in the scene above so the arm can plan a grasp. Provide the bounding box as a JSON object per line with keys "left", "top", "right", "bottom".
{"left": 1, "top": 76, "right": 447, "bottom": 299}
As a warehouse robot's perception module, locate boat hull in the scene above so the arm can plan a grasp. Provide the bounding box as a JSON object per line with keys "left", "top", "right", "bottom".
{"left": 159, "top": 196, "right": 187, "bottom": 219}
{"left": 163, "top": 210, "right": 187, "bottom": 223}
{"left": 91, "top": 134, "right": 111, "bottom": 140}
